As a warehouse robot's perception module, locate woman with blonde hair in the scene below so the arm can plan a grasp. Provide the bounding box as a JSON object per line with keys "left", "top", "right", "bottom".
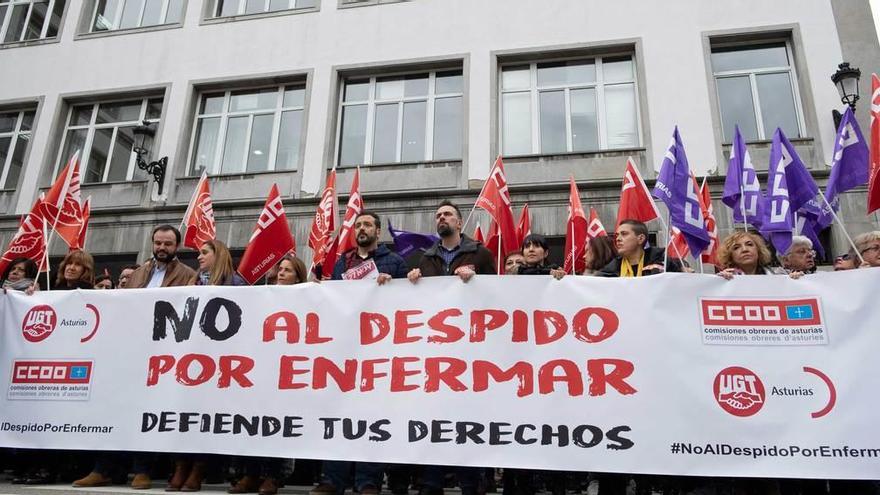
{"left": 716, "top": 231, "right": 801, "bottom": 279}
{"left": 191, "top": 239, "right": 246, "bottom": 287}
{"left": 55, "top": 249, "right": 95, "bottom": 289}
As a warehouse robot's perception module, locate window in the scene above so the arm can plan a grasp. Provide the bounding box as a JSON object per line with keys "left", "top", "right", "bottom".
{"left": 340, "top": 0, "right": 406, "bottom": 5}
{"left": 711, "top": 41, "right": 804, "bottom": 142}
{"left": 338, "top": 70, "right": 463, "bottom": 166}
{"left": 188, "top": 84, "right": 305, "bottom": 175}
{"left": 212, "top": 0, "right": 313, "bottom": 18}
{"left": 0, "top": 109, "right": 34, "bottom": 189}
{"left": 500, "top": 55, "right": 640, "bottom": 156}
{"left": 57, "top": 97, "right": 162, "bottom": 184}
{"left": 90, "top": 0, "right": 183, "bottom": 31}
{"left": 0, "top": 0, "right": 64, "bottom": 43}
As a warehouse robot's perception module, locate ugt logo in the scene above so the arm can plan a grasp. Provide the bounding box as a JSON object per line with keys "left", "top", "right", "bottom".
{"left": 22, "top": 305, "right": 58, "bottom": 343}
{"left": 713, "top": 366, "right": 766, "bottom": 417}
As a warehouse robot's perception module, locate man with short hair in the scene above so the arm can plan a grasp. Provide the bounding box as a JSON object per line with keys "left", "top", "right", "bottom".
{"left": 597, "top": 219, "right": 681, "bottom": 277}
{"left": 851, "top": 231, "right": 880, "bottom": 268}
{"left": 127, "top": 225, "right": 196, "bottom": 288}
{"left": 117, "top": 265, "right": 140, "bottom": 289}
{"left": 781, "top": 235, "right": 816, "bottom": 274}
{"left": 331, "top": 210, "right": 407, "bottom": 283}
{"left": 311, "top": 211, "right": 407, "bottom": 495}
{"left": 407, "top": 200, "right": 491, "bottom": 495}
{"left": 408, "top": 200, "right": 495, "bottom": 283}
{"left": 74, "top": 225, "right": 195, "bottom": 490}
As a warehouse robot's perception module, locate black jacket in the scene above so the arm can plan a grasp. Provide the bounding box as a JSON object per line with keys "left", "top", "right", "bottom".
{"left": 597, "top": 247, "right": 682, "bottom": 277}
{"left": 418, "top": 234, "right": 496, "bottom": 276}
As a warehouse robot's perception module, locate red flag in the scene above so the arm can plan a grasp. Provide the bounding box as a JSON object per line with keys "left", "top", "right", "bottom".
{"left": 666, "top": 227, "right": 690, "bottom": 259}
{"left": 473, "top": 225, "right": 485, "bottom": 244}
{"left": 43, "top": 151, "right": 84, "bottom": 249}
{"left": 475, "top": 157, "right": 519, "bottom": 256}
{"left": 700, "top": 179, "right": 719, "bottom": 266}
{"left": 616, "top": 157, "right": 660, "bottom": 228}
{"left": 516, "top": 204, "right": 531, "bottom": 245}
{"left": 586, "top": 207, "right": 608, "bottom": 240}
{"left": 182, "top": 171, "right": 216, "bottom": 250}
{"left": 308, "top": 170, "right": 337, "bottom": 272}
{"left": 564, "top": 177, "right": 588, "bottom": 274}
{"left": 237, "top": 184, "right": 296, "bottom": 285}
{"left": 484, "top": 221, "right": 501, "bottom": 266}
{"left": 73, "top": 197, "right": 91, "bottom": 251}
{"left": 869, "top": 73, "right": 880, "bottom": 214}
{"left": 0, "top": 200, "right": 47, "bottom": 275}
{"left": 322, "top": 168, "right": 363, "bottom": 278}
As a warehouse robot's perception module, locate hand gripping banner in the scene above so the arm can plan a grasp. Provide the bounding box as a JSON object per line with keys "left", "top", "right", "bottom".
{"left": 1, "top": 272, "right": 879, "bottom": 479}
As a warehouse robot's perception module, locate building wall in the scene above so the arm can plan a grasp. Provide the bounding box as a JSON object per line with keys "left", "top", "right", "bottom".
{"left": 1, "top": 0, "right": 877, "bottom": 263}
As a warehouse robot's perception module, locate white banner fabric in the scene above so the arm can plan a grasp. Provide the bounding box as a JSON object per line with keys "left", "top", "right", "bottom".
{"left": 1, "top": 271, "right": 879, "bottom": 480}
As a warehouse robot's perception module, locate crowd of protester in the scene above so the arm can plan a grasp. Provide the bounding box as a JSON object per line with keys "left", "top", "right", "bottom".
{"left": 1, "top": 199, "right": 879, "bottom": 495}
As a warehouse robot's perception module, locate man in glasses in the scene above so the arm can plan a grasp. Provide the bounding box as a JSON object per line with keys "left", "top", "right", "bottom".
{"left": 833, "top": 254, "right": 855, "bottom": 271}
{"left": 851, "top": 231, "right": 880, "bottom": 268}
{"left": 781, "top": 236, "right": 817, "bottom": 274}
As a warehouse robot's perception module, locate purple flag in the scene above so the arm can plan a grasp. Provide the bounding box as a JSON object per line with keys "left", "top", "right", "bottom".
{"left": 652, "top": 127, "right": 710, "bottom": 257}
{"left": 818, "top": 107, "right": 869, "bottom": 229}
{"left": 760, "top": 128, "right": 819, "bottom": 254}
{"left": 796, "top": 209, "right": 826, "bottom": 259}
{"left": 388, "top": 221, "right": 439, "bottom": 258}
{"left": 722, "top": 125, "right": 764, "bottom": 229}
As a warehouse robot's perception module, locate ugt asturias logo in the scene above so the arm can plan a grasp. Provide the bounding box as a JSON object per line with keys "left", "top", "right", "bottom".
{"left": 22, "top": 305, "right": 58, "bottom": 343}
{"left": 713, "top": 366, "right": 766, "bottom": 417}
{"left": 21, "top": 303, "right": 101, "bottom": 344}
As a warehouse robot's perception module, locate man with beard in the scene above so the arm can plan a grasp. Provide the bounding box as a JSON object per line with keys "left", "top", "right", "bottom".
{"left": 127, "top": 225, "right": 196, "bottom": 289}
{"left": 407, "top": 200, "right": 495, "bottom": 282}
{"left": 74, "top": 226, "right": 195, "bottom": 490}
{"left": 311, "top": 211, "right": 406, "bottom": 495}
{"left": 330, "top": 211, "right": 407, "bottom": 284}
{"left": 406, "top": 200, "right": 492, "bottom": 495}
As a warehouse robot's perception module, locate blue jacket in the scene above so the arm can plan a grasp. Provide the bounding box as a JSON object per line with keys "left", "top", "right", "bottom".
{"left": 331, "top": 244, "right": 408, "bottom": 280}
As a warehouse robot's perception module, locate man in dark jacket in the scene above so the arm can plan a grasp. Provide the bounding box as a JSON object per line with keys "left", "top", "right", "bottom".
{"left": 406, "top": 199, "right": 490, "bottom": 495}
{"left": 408, "top": 200, "right": 495, "bottom": 283}
{"left": 331, "top": 211, "right": 408, "bottom": 283}
{"left": 597, "top": 219, "right": 681, "bottom": 277}
{"left": 313, "top": 211, "right": 406, "bottom": 495}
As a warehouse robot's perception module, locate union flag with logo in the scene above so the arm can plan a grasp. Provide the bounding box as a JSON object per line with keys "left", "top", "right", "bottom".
{"left": 237, "top": 184, "right": 295, "bottom": 285}
{"left": 42, "top": 151, "right": 84, "bottom": 249}
{"left": 0, "top": 199, "right": 47, "bottom": 275}
{"left": 182, "top": 171, "right": 216, "bottom": 250}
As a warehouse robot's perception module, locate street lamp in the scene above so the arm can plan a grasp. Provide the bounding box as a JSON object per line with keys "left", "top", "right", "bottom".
{"left": 132, "top": 120, "right": 168, "bottom": 196}
{"left": 831, "top": 62, "right": 861, "bottom": 110}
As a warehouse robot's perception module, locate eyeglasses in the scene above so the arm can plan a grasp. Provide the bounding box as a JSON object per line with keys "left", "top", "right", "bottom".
{"left": 833, "top": 254, "right": 851, "bottom": 263}
{"left": 860, "top": 245, "right": 880, "bottom": 255}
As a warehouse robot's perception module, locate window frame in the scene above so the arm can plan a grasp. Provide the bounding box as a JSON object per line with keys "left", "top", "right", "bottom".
{"left": 54, "top": 96, "right": 162, "bottom": 184}
{"left": 186, "top": 83, "right": 307, "bottom": 176}
{"left": 710, "top": 39, "right": 807, "bottom": 143}
{"left": 335, "top": 68, "right": 464, "bottom": 167}
{"left": 88, "top": 0, "right": 181, "bottom": 32}
{"left": 0, "top": 109, "right": 34, "bottom": 190}
{"left": 210, "top": 0, "right": 313, "bottom": 18}
{"left": 498, "top": 52, "right": 644, "bottom": 157}
{"left": 0, "top": 0, "right": 62, "bottom": 43}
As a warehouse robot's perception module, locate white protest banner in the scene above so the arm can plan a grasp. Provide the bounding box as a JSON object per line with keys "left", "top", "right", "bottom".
{"left": 1, "top": 271, "right": 879, "bottom": 479}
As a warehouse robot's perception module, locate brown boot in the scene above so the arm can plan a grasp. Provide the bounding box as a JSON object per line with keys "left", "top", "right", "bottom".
{"left": 73, "top": 472, "right": 113, "bottom": 488}
{"left": 258, "top": 478, "right": 279, "bottom": 495}
{"left": 131, "top": 473, "right": 153, "bottom": 490}
{"left": 181, "top": 462, "right": 206, "bottom": 492}
{"left": 167, "top": 461, "right": 191, "bottom": 492}
{"left": 229, "top": 475, "right": 261, "bottom": 494}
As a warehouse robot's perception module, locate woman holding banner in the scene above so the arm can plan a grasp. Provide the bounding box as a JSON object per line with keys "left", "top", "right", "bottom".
{"left": 190, "top": 240, "right": 247, "bottom": 287}
{"left": 54, "top": 249, "right": 96, "bottom": 289}
{"left": 715, "top": 232, "right": 794, "bottom": 279}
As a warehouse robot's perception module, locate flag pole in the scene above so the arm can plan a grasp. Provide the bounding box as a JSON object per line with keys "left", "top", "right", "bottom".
{"left": 43, "top": 222, "right": 51, "bottom": 292}
{"left": 497, "top": 231, "right": 502, "bottom": 274}
{"left": 656, "top": 213, "right": 688, "bottom": 270}
{"left": 818, "top": 190, "right": 865, "bottom": 265}
{"left": 570, "top": 222, "right": 575, "bottom": 275}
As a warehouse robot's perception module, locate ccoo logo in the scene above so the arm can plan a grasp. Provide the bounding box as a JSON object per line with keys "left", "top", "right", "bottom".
{"left": 22, "top": 305, "right": 58, "bottom": 343}
{"left": 713, "top": 366, "right": 766, "bottom": 417}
